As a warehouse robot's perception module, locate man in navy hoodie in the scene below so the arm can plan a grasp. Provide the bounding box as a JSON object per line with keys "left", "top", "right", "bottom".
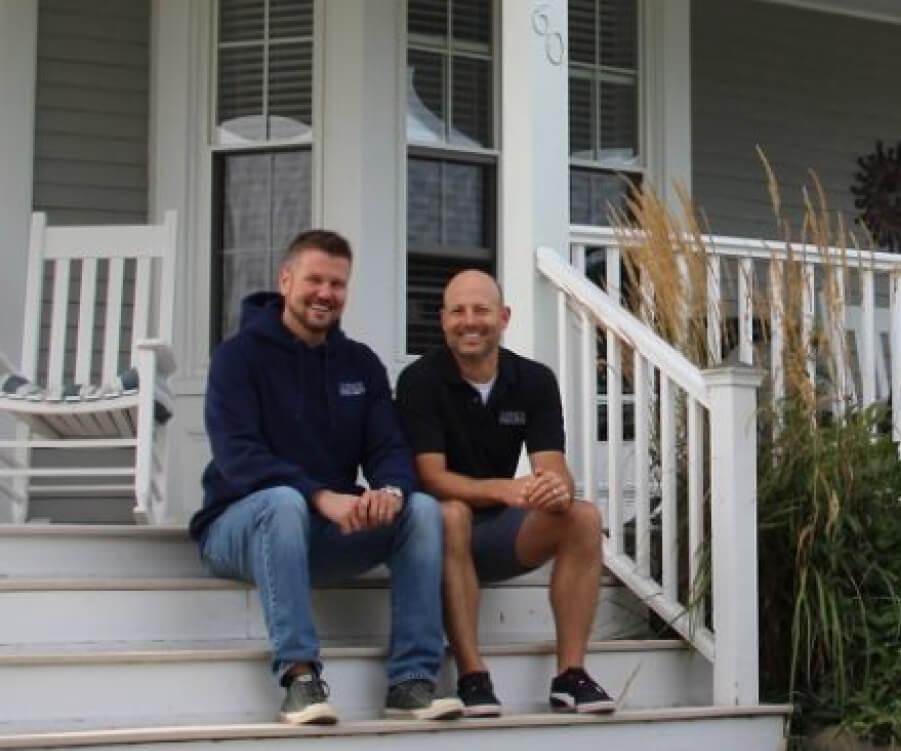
{"left": 189, "top": 230, "right": 462, "bottom": 725}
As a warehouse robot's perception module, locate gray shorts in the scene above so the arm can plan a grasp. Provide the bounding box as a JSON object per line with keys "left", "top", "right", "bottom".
{"left": 471, "top": 505, "right": 538, "bottom": 582}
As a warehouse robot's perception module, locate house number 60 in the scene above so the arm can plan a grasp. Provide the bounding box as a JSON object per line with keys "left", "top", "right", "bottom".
{"left": 531, "top": 4, "right": 565, "bottom": 65}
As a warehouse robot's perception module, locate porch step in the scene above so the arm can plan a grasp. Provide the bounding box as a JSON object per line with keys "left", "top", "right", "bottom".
{"left": 0, "top": 640, "right": 711, "bottom": 733}
{"left": 0, "top": 707, "right": 791, "bottom": 751}
{"left": 0, "top": 578, "right": 647, "bottom": 645}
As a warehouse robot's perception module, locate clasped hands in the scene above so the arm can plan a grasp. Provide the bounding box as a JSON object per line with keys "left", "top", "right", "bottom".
{"left": 498, "top": 467, "right": 572, "bottom": 512}
{"left": 312, "top": 488, "right": 402, "bottom": 535}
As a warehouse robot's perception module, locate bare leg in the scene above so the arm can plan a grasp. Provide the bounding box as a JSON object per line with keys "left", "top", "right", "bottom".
{"left": 441, "top": 500, "right": 487, "bottom": 675}
{"left": 515, "top": 501, "right": 603, "bottom": 672}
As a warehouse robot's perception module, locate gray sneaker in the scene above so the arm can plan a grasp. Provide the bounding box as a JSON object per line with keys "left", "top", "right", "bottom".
{"left": 385, "top": 679, "right": 464, "bottom": 720}
{"left": 279, "top": 674, "right": 338, "bottom": 725}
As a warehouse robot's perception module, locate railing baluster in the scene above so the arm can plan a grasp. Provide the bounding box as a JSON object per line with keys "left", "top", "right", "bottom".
{"left": 892, "top": 271, "right": 901, "bottom": 449}
{"left": 687, "top": 396, "right": 705, "bottom": 628}
{"left": 634, "top": 350, "right": 650, "bottom": 577}
{"left": 739, "top": 258, "right": 754, "bottom": 364}
{"left": 707, "top": 255, "right": 722, "bottom": 364}
{"left": 827, "top": 264, "right": 848, "bottom": 415}
{"left": 607, "top": 331, "right": 623, "bottom": 556}
{"left": 861, "top": 267, "right": 876, "bottom": 407}
{"left": 580, "top": 308, "right": 597, "bottom": 503}
{"left": 770, "top": 260, "right": 785, "bottom": 407}
{"left": 802, "top": 262, "right": 816, "bottom": 389}
{"left": 557, "top": 290, "right": 569, "bottom": 438}
{"left": 660, "top": 376, "right": 678, "bottom": 600}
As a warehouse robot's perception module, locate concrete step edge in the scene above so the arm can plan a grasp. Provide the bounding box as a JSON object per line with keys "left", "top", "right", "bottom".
{"left": 0, "top": 639, "right": 688, "bottom": 665}
{"left": 0, "top": 706, "right": 794, "bottom": 750}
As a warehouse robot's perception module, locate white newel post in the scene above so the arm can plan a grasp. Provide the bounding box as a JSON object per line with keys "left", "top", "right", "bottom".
{"left": 703, "top": 365, "right": 764, "bottom": 706}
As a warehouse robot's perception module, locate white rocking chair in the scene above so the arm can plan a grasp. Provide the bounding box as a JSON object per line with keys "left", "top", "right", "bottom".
{"left": 0, "top": 212, "right": 177, "bottom": 524}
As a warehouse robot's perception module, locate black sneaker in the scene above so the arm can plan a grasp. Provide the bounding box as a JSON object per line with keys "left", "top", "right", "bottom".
{"left": 549, "top": 667, "right": 616, "bottom": 714}
{"left": 279, "top": 673, "right": 338, "bottom": 725}
{"left": 385, "top": 679, "right": 464, "bottom": 720}
{"left": 457, "top": 671, "right": 502, "bottom": 717}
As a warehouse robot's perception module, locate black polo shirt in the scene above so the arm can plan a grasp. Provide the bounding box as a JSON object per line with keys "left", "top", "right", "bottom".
{"left": 395, "top": 346, "right": 565, "bottom": 480}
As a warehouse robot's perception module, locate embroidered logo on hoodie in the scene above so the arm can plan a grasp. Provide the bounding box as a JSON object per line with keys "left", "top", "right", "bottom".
{"left": 339, "top": 381, "right": 366, "bottom": 397}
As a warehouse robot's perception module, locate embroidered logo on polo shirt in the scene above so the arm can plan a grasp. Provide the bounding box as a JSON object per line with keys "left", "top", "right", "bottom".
{"left": 338, "top": 381, "right": 366, "bottom": 396}
{"left": 498, "top": 410, "right": 526, "bottom": 426}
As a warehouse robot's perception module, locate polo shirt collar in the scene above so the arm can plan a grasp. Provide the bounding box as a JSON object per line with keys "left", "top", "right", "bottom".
{"left": 437, "top": 345, "right": 519, "bottom": 390}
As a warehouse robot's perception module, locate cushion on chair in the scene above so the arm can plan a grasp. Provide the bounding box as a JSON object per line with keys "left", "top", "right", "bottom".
{"left": 0, "top": 367, "right": 172, "bottom": 423}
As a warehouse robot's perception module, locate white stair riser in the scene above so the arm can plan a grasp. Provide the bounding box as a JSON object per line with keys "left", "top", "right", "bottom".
{"left": 0, "top": 715, "right": 787, "bottom": 751}
{"left": 0, "top": 586, "right": 647, "bottom": 645}
{"left": 0, "top": 535, "right": 205, "bottom": 578}
{"left": 0, "top": 649, "right": 710, "bottom": 732}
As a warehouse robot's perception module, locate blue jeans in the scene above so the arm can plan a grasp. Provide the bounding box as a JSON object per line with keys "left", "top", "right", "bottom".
{"left": 199, "top": 486, "right": 444, "bottom": 687}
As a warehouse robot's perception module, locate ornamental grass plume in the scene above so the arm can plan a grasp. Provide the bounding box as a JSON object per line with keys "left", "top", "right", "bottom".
{"left": 605, "top": 154, "right": 901, "bottom": 745}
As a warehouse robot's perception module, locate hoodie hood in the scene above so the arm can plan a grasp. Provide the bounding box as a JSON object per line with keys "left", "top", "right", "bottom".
{"left": 239, "top": 291, "right": 346, "bottom": 350}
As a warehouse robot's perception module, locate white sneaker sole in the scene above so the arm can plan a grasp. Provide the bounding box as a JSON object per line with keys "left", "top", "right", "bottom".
{"left": 385, "top": 697, "right": 464, "bottom": 720}
{"left": 550, "top": 693, "right": 616, "bottom": 714}
{"left": 280, "top": 701, "right": 339, "bottom": 725}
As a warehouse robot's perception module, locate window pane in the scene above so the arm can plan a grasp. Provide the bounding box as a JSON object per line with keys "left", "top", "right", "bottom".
{"left": 569, "top": 75, "right": 593, "bottom": 159}
{"left": 218, "top": 45, "right": 265, "bottom": 142}
{"left": 569, "top": 167, "right": 639, "bottom": 226}
{"left": 407, "top": 157, "right": 495, "bottom": 354}
{"left": 599, "top": 79, "right": 637, "bottom": 161}
{"left": 268, "top": 41, "right": 313, "bottom": 139}
{"left": 452, "top": 0, "right": 491, "bottom": 48}
{"left": 409, "top": 0, "right": 448, "bottom": 41}
{"left": 269, "top": 0, "right": 313, "bottom": 39}
{"left": 219, "top": 0, "right": 263, "bottom": 43}
{"left": 215, "top": 149, "right": 312, "bottom": 341}
{"left": 600, "top": 0, "right": 637, "bottom": 70}
{"left": 452, "top": 56, "right": 492, "bottom": 148}
{"left": 568, "top": 0, "right": 595, "bottom": 65}
{"left": 408, "top": 50, "right": 446, "bottom": 143}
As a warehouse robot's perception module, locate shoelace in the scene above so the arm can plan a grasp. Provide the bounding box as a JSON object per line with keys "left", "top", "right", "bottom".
{"left": 293, "top": 675, "right": 330, "bottom": 702}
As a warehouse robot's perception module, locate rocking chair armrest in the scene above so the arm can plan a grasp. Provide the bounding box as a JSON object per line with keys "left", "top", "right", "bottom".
{"left": 134, "top": 339, "right": 177, "bottom": 377}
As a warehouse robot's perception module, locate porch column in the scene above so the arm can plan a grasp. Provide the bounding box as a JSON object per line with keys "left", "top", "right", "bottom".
{"left": 0, "top": 1, "right": 38, "bottom": 493}
{"left": 320, "top": 0, "right": 404, "bottom": 374}
{"left": 499, "top": 0, "right": 569, "bottom": 362}
{"left": 704, "top": 365, "right": 764, "bottom": 706}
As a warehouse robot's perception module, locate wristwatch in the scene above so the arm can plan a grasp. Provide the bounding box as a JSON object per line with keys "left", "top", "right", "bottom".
{"left": 381, "top": 485, "right": 404, "bottom": 500}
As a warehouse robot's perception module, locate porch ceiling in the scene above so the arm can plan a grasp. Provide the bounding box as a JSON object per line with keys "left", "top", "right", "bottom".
{"left": 757, "top": 0, "right": 901, "bottom": 24}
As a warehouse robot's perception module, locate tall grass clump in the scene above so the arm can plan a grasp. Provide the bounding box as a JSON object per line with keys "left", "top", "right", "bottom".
{"left": 608, "top": 161, "right": 901, "bottom": 745}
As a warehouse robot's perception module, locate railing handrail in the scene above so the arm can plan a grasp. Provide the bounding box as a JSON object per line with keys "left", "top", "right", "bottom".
{"left": 537, "top": 246, "right": 710, "bottom": 408}
{"left": 570, "top": 224, "right": 901, "bottom": 273}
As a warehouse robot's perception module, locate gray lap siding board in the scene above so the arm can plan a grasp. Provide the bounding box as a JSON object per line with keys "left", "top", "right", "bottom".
{"left": 691, "top": 0, "right": 901, "bottom": 245}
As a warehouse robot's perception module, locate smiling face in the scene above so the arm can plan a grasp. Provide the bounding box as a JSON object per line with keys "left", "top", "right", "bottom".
{"left": 279, "top": 247, "right": 351, "bottom": 345}
{"left": 441, "top": 270, "right": 510, "bottom": 366}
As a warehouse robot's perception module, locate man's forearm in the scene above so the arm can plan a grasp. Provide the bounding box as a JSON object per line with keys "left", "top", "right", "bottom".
{"left": 418, "top": 468, "right": 519, "bottom": 508}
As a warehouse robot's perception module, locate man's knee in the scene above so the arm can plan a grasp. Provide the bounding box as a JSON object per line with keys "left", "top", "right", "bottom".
{"left": 565, "top": 500, "right": 603, "bottom": 547}
{"left": 402, "top": 491, "right": 442, "bottom": 533}
{"left": 440, "top": 499, "right": 473, "bottom": 553}
{"left": 255, "top": 486, "right": 310, "bottom": 531}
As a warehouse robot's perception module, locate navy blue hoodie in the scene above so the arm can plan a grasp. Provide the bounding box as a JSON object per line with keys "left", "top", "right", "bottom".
{"left": 189, "top": 292, "right": 417, "bottom": 542}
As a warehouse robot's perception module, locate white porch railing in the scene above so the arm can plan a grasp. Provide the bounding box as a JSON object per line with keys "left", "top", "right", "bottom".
{"left": 570, "top": 225, "right": 901, "bottom": 444}
{"left": 537, "top": 246, "right": 763, "bottom": 706}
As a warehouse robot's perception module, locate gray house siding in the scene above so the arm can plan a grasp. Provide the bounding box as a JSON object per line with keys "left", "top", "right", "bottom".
{"left": 691, "top": 0, "right": 901, "bottom": 246}
{"left": 32, "top": 0, "right": 149, "bottom": 225}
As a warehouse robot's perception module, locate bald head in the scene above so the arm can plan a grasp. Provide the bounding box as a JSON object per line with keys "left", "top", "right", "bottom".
{"left": 440, "top": 269, "right": 509, "bottom": 370}
{"left": 442, "top": 269, "right": 504, "bottom": 310}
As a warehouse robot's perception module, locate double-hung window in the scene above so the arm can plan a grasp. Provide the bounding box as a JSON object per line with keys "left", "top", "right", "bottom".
{"left": 211, "top": 0, "right": 315, "bottom": 342}
{"left": 568, "top": 0, "right": 641, "bottom": 226}
{"left": 405, "top": 0, "right": 497, "bottom": 355}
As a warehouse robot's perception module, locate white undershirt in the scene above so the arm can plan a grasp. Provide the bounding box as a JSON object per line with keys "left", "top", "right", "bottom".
{"left": 465, "top": 375, "right": 497, "bottom": 404}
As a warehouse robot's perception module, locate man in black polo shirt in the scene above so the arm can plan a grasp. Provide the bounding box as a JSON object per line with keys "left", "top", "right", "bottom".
{"left": 395, "top": 269, "right": 615, "bottom": 717}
